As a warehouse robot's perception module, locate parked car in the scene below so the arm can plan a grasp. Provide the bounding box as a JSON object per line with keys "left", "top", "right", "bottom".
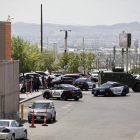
{"left": 92, "top": 81, "right": 129, "bottom": 97}
{"left": 63, "top": 74, "right": 80, "bottom": 80}
{"left": 28, "top": 100, "right": 56, "bottom": 123}
{"left": 51, "top": 76, "right": 74, "bottom": 86}
{"left": 0, "top": 119, "right": 27, "bottom": 140}
{"left": 42, "top": 84, "right": 83, "bottom": 101}
{"left": 78, "top": 73, "right": 91, "bottom": 78}
{"left": 72, "top": 78, "right": 96, "bottom": 91}
{"left": 35, "top": 71, "right": 48, "bottom": 77}
{"left": 91, "top": 75, "right": 98, "bottom": 82}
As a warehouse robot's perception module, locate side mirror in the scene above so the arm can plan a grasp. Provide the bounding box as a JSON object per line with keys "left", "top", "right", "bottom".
{"left": 29, "top": 106, "right": 31, "bottom": 108}
{"left": 19, "top": 124, "right": 23, "bottom": 127}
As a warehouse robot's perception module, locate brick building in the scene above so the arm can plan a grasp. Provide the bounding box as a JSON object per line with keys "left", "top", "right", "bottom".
{"left": 0, "top": 21, "right": 11, "bottom": 60}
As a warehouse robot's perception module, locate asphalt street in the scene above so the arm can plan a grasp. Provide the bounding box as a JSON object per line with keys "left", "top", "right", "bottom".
{"left": 19, "top": 89, "right": 140, "bottom": 140}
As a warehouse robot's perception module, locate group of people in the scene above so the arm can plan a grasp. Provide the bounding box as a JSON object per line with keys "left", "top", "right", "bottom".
{"left": 26, "top": 75, "right": 53, "bottom": 92}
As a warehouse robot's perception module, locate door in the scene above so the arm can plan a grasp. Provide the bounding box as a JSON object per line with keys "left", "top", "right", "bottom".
{"left": 52, "top": 87, "right": 61, "bottom": 98}
{"left": 11, "top": 121, "right": 20, "bottom": 139}
{"left": 1, "top": 95, "right": 5, "bottom": 119}
{"left": 86, "top": 79, "right": 93, "bottom": 88}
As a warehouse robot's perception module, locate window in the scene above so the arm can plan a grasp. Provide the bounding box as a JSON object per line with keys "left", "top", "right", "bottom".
{"left": 11, "top": 121, "right": 16, "bottom": 127}
{"left": 0, "top": 121, "right": 9, "bottom": 127}
{"left": 32, "top": 103, "right": 50, "bottom": 109}
{"left": 119, "top": 76, "right": 124, "bottom": 79}
{"left": 15, "top": 121, "right": 20, "bottom": 127}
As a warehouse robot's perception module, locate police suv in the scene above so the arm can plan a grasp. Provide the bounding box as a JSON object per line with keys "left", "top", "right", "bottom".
{"left": 92, "top": 81, "right": 129, "bottom": 97}
{"left": 42, "top": 84, "right": 82, "bottom": 101}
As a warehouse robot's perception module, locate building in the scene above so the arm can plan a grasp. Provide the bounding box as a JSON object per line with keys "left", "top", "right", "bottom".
{"left": 0, "top": 21, "right": 11, "bottom": 60}
{"left": 0, "top": 21, "right": 19, "bottom": 119}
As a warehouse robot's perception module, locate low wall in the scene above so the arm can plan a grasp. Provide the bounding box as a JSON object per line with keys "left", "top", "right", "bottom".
{"left": 0, "top": 60, "right": 19, "bottom": 119}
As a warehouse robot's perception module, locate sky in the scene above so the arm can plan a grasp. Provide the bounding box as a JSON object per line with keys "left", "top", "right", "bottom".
{"left": 0, "top": 0, "right": 140, "bottom": 26}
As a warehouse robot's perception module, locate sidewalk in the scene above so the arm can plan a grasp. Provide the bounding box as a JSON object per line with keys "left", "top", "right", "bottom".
{"left": 19, "top": 90, "right": 43, "bottom": 104}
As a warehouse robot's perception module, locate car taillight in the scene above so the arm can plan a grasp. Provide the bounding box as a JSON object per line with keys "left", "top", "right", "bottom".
{"left": 2, "top": 129, "right": 10, "bottom": 133}
{"left": 72, "top": 82, "right": 75, "bottom": 84}
{"left": 81, "top": 82, "right": 85, "bottom": 84}
{"left": 70, "top": 91, "right": 74, "bottom": 93}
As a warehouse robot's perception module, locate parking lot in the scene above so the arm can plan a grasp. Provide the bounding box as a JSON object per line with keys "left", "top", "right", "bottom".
{"left": 19, "top": 88, "right": 140, "bottom": 140}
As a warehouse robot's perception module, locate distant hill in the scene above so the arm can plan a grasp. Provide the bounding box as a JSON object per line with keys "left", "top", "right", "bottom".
{"left": 11, "top": 22, "right": 140, "bottom": 40}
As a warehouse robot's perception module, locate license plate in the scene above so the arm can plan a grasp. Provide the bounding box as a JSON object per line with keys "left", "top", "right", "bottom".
{"left": 94, "top": 91, "right": 97, "bottom": 94}
{"left": 36, "top": 116, "right": 41, "bottom": 119}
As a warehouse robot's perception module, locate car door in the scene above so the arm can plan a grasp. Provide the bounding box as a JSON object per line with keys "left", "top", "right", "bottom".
{"left": 14, "top": 121, "right": 24, "bottom": 138}
{"left": 11, "top": 121, "right": 20, "bottom": 139}
{"left": 51, "top": 102, "right": 55, "bottom": 117}
{"left": 86, "top": 79, "right": 93, "bottom": 88}
{"left": 51, "top": 87, "right": 61, "bottom": 98}
{"left": 110, "top": 84, "right": 124, "bottom": 95}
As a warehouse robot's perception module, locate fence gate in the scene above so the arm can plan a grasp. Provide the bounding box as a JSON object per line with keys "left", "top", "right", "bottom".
{"left": 1, "top": 95, "right": 5, "bottom": 119}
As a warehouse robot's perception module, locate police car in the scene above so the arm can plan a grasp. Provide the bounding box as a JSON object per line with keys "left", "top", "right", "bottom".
{"left": 92, "top": 81, "right": 129, "bottom": 96}
{"left": 42, "top": 85, "right": 82, "bottom": 101}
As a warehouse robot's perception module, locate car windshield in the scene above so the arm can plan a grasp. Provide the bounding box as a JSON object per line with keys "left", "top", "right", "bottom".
{"left": 100, "top": 83, "right": 112, "bottom": 88}
{"left": 65, "top": 86, "right": 78, "bottom": 90}
{"left": 55, "top": 76, "right": 62, "bottom": 80}
{"left": 32, "top": 103, "right": 50, "bottom": 109}
{"left": 0, "top": 121, "right": 9, "bottom": 127}
{"left": 93, "top": 72, "right": 99, "bottom": 74}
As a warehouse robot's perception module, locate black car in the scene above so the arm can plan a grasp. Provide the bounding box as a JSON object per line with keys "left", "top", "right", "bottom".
{"left": 72, "top": 78, "right": 96, "bottom": 91}
{"left": 92, "top": 81, "right": 129, "bottom": 97}
{"left": 51, "top": 76, "right": 74, "bottom": 86}
{"left": 42, "top": 84, "right": 83, "bottom": 101}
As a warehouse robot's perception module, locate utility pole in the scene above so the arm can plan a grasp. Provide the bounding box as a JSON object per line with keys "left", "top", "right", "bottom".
{"left": 41, "top": 4, "right": 43, "bottom": 52}
{"left": 83, "top": 37, "right": 84, "bottom": 52}
{"left": 110, "top": 54, "right": 111, "bottom": 70}
{"left": 60, "top": 30, "right": 71, "bottom": 53}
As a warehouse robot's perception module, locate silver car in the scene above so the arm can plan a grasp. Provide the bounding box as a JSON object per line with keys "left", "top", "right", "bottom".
{"left": 0, "top": 119, "right": 27, "bottom": 140}
{"left": 28, "top": 100, "right": 56, "bottom": 123}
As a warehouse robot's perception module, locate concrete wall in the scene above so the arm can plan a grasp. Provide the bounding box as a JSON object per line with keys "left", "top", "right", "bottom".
{"left": 0, "top": 22, "right": 11, "bottom": 60}
{"left": 0, "top": 60, "right": 19, "bottom": 119}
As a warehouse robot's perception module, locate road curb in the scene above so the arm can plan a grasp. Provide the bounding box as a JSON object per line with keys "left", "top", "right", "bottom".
{"left": 19, "top": 94, "right": 42, "bottom": 104}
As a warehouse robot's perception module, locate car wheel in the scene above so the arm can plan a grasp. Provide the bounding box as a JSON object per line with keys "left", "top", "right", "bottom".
{"left": 74, "top": 98, "right": 79, "bottom": 101}
{"left": 121, "top": 90, "right": 126, "bottom": 96}
{"left": 62, "top": 95, "right": 67, "bottom": 101}
{"left": 104, "top": 92, "right": 109, "bottom": 97}
{"left": 28, "top": 119, "right": 31, "bottom": 123}
{"left": 21, "top": 88, "right": 26, "bottom": 93}
{"left": 85, "top": 85, "right": 89, "bottom": 91}
{"left": 21, "top": 131, "right": 27, "bottom": 140}
{"left": 135, "top": 84, "right": 140, "bottom": 92}
{"left": 53, "top": 113, "right": 56, "bottom": 121}
{"left": 46, "top": 94, "right": 49, "bottom": 99}
{"left": 11, "top": 134, "right": 15, "bottom": 140}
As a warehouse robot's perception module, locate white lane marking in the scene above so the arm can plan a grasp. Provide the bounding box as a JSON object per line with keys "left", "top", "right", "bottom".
{"left": 64, "top": 109, "right": 71, "bottom": 115}
{"left": 61, "top": 107, "right": 68, "bottom": 109}
{"left": 133, "top": 131, "right": 140, "bottom": 140}
{"left": 65, "top": 104, "right": 72, "bottom": 107}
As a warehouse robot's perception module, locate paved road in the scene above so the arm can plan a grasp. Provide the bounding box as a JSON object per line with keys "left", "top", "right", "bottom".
{"left": 20, "top": 89, "right": 140, "bottom": 140}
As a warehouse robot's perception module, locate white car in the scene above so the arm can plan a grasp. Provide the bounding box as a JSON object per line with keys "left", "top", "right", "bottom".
{"left": 0, "top": 119, "right": 27, "bottom": 140}
{"left": 28, "top": 100, "right": 56, "bottom": 123}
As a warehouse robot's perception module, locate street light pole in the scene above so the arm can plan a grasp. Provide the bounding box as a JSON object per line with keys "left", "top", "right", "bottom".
{"left": 60, "top": 30, "right": 71, "bottom": 53}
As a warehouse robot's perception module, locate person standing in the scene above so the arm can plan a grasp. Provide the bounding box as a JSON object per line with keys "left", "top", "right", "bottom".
{"left": 36, "top": 77, "right": 40, "bottom": 92}
{"left": 33, "top": 76, "right": 37, "bottom": 92}
{"left": 48, "top": 76, "right": 51, "bottom": 88}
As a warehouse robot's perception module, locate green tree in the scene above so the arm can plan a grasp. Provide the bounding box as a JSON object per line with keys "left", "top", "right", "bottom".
{"left": 67, "top": 54, "right": 80, "bottom": 73}
{"left": 129, "top": 66, "right": 140, "bottom": 74}
{"left": 11, "top": 36, "right": 39, "bottom": 74}
{"left": 59, "top": 52, "right": 75, "bottom": 69}
{"left": 86, "top": 52, "right": 96, "bottom": 71}
{"left": 38, "top": 50, "right": 58, "bottom": 73}
{"left": 79, "top": 52, "right": 87, "bottom": 73}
